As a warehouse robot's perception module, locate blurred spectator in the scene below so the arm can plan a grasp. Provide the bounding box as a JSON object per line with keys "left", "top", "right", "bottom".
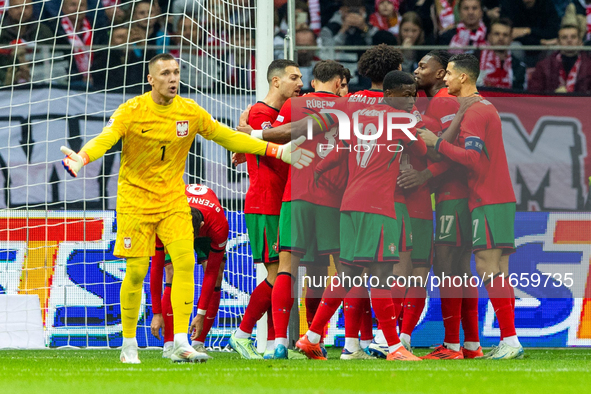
{"left": 37, "top": 0, "right": 109, "bottom": 30}
{"left": 369, "top": 0, "right": 401, "bottom": 35}
{"left": 407, "top": 0, "right": 457, "bottom": 41}
{"left": 477, "top": 18, "right": 527, "bottom": 90}
{"left": 320, "top": 0, "right": 391, "bottom": 87}
{"left": 129, "top": 0, "right": 171, "bottom": 52}
{"left": 320, "top": 0, "right": 379, "bottom": 48}
{"left": 91, "top": 26, "right": 152, "bottom": 92}
{"left": 171, "top": 0, "right": 203, "bottom": 29}
{"left": 225, "top": 29, "right": 255, "bottom": 91}
{"left": 308, "top": 0, "right": 322, "bottom": 34}
{"left": 1, "top": 46, "right": 31, "bottom": 86}
{"left": 294, "top": 1, "right": 311, "bottom": 30}
{"left": 175, "top": 14, "right": 222, "bottom": 91}
{"left": 0, "top": 0, "right": 55, "bottom": 86}
{"left": 274, "top": 8, "right": 286, "bottom": 59}
{"left": 398, "top": 11, "right": 427, "bottom": 73}
{"left": 101, "top": 0, "right": 126, "bottom": 25}
{"left": 500, "top": 0, "right": 560, "bottom": 46}
{"left": 439, "top": 0, "right": 487, "bottom": 50}
{"left": 296, "top": 28, "right": 320, "bottom": 90}
{"left": 580, "top": 0, "right": 591, "bottom": 42}
{"left": 54, "top": 0, "right": 108, "bottom": 83}
{"left": 529, "top": 25, "right": 591, "bottom": 93}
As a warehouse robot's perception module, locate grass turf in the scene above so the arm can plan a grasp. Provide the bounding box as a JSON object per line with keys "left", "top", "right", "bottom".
{"left": 1, "top": 348, "right": 590, "bottom": 394}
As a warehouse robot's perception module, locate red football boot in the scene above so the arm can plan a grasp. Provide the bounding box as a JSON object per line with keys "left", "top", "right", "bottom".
{"left": 421, "top": 345, "right": 464, "bottom": 360}
{"left": 295, "top": 335, "right": 327, "bottom": 360}
{"left": 461, "top": 346, "right": 484, "bottom": 359}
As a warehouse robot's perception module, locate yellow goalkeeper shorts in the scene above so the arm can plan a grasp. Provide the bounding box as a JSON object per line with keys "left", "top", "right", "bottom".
{"left": 114, "top": 209, "right": 194, "bottom": 257}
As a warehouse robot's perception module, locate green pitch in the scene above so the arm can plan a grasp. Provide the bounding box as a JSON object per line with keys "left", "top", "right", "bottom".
{"left": 1, "top": 348, "right": 590, "bottom": 394}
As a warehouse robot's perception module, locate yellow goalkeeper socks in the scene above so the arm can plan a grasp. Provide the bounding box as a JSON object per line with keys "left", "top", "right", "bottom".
{"left": 167, "top": 239, "right": 196, "bottom": 334}
{"left": 120, "top": 256, "right": 150, "bottom": 338}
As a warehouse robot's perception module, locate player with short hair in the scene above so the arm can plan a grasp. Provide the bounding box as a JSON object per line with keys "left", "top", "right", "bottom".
{"left": 419, "top": 53, "right": 523, "bottom": 360}
{"left": 60, "top": 53, "right": 313, "bottom": 363}
{"left": 269, "top": 59, "right": 348, "bottom": 359}
{"left": 150, "top": 184, "right": 228, "bottom": 358}
{"left": 229, "top": 59, "right": 303, "bottom": 360}
{"left": 342, "top": 44, "right": 407, "bottom": 358}
{"left": 297, "top": 71, "right": 426, "bottom": 362}
{"left": 397, "top": 50, "right": 482, "bottom": 359}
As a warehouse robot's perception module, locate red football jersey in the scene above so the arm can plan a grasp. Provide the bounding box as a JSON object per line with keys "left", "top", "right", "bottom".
{"left": 424, "top": 88, "right": 469, "bottom": 204}
{"left": 347, "top": 90, "right": 413, "bottom": 205}
{"left": 402, "top": 151, "right": 432, "bottom": 220}
{"left": 185, "top": 184, "right": 229, "bottom": 312}
{"left": 185, "top": 184, "right": 229, "bottom": 250}
{"left": 340, "top": 104, "right": 427, "bottom": 219}
{"left": 281, "top": 92, "right": 348, "bottom": 208}
{"left": 437, "top": 99, "right": 516, "bottom": 210}
{"left": 245, "top": 102, "right": 288, "bottom": 215}
{"left": 348, "top": 89, "right": 384, "bottom": 105}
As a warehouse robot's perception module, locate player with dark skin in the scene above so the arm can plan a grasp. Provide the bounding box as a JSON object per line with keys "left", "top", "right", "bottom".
{"left": 419, "top": 55, "right": 523, "bottom": 359}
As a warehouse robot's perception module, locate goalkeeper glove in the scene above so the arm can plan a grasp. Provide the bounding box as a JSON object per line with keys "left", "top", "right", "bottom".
{"left": 61, "top": 146, "right": 88, "bottom": 177}
{"left": 266, "top": 136, "right": 314, "bottom": 169}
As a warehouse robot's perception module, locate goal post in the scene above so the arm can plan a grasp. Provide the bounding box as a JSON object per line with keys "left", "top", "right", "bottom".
{"left": 254, "top": 0, "right": 274, "bottom": 353}
{"left": 0, "top": 0, "right": 262, "bottom": 348}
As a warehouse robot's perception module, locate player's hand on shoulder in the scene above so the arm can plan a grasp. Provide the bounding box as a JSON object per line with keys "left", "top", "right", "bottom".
{"left": 239, "top": 105, "right": 252, "bottom": 127}
{"left": 232, "top": 153, "right": 247, "bottom": 166}
{"left": 237, "top": 124, "right": 253, "bottom": 134}
{"left": 458, "top": 96, "right": 483, "bottom": 114}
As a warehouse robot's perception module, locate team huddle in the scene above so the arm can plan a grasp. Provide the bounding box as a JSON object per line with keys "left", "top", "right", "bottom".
{"left": 61, "top": 45, "right": 523, "bottom": 363}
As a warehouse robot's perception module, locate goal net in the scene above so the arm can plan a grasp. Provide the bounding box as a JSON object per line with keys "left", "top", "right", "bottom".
{"left": 0, "top": 0, "right": 268, "bottom": 348}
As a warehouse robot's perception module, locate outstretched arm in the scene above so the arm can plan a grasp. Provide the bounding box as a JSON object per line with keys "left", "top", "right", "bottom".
{"left": 61, "top": 106, "right": 128, "bottom": 177}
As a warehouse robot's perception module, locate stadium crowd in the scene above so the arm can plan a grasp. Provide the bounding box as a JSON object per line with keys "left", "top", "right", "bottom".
{"left": 0, "top": 0, "right": 590, "bottom": 93}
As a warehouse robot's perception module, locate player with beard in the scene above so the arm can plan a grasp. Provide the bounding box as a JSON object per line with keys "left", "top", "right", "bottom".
{"left": 228, "top": 60, "right": 304, "bottom": 359}
{"left": 419, "top": 54, "right": 523, "bottom": 360}
{"left": 297, "top": 71, "right": 427, "bottom": 361}
{"left": 397, "top": 51, "right": 483, "bottom": 358}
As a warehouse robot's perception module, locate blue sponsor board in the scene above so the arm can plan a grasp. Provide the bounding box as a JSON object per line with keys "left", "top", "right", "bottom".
{"left": 45, "top": 211, "right": 591, "bottom": 347}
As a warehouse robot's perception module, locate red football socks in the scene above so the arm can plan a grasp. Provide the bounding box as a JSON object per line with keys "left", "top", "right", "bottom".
{"left": 344, "top": 286, "right": 369, "bottom": 338}
{"left": 485, "top": 275, "right": 516, "bottom": 339}
{"left": 461, "top": 281, "right": 480, "bottom": 342}
{"left": 440, "top": 277, "right": 463, "bottom": 345}
{"left": 267, "top": 306, "right": 275, "bottom": 341}
{"left": 239, "top": 279, "right": 273, "bottom": 335}
{"left": 360, "top": 296, "right": 374, "bottom": 341}
{"left": 305, "top": 286, "right": 324, "bottom": 328}
{"left": 309, "top": 283, "right": 348, "bottom": 335}
{"left": 271, "top": 273, "right": 295, "bottom": 339}
{"left": 400, "top": 286, "right": 427, "bottom": 336}
{"left": 371, "top": 288, "right": 401, "bottom": 346}
{"left": 390, "top": 280, "right": 406, "bottom": 319}
{"left": 162, "top": 284, "right": 173, "bottom": 343}
{"left": 196, "top": 287, "right": 221, "bottom": 343}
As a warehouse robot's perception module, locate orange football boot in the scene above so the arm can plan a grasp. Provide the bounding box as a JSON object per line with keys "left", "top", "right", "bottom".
{"left": 421, "top": 345, "right": 464, "bottom": 360}
{"left": 386, "top": 346, "right": 422, "bottom": 361}
{"left": 295, "top": 335, "right": 327, "bottom": 360}
{"left": 461, "top": 346, "right": 484, "bottom": 359}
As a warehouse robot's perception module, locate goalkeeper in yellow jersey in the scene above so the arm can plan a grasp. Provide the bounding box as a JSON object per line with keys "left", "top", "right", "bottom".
{"left": 60, "top": 53, "right": 313, "bottom": 364}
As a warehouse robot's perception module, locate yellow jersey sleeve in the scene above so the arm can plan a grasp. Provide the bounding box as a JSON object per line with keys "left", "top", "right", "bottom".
{"left": 189, "top": 101, "right": 268, "bottom": 155}
{"left": 81, "top": 104, "right": 129, "bottom": 162}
